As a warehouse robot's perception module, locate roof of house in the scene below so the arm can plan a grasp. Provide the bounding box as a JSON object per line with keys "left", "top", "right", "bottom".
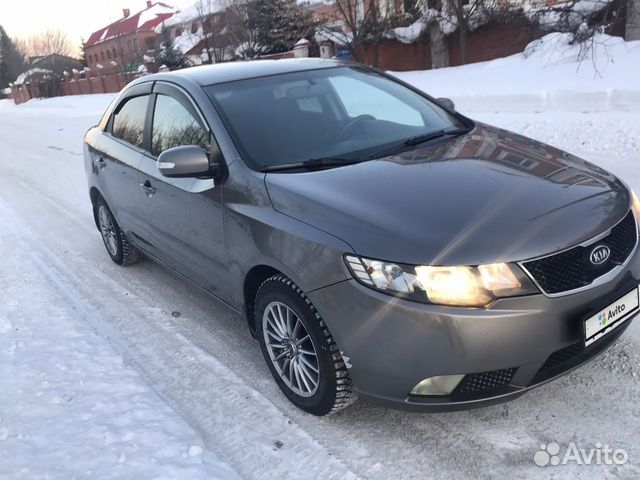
{"left": 86, "top": 2, "right": 176, "bottom": 47}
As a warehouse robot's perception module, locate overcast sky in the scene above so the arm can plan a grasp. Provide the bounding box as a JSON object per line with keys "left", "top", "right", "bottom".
{"left": 2, "top": 1, "right": 195, "bottom": 51}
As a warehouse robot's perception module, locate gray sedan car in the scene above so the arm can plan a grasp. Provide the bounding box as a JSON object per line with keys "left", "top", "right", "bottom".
{"left": 84, "top": 59, "right": 640, "bottom": 415}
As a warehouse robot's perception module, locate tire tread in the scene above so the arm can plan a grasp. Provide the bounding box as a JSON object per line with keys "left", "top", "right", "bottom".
{"left": 256, "top": 274, "right": 358, "bottom": 415}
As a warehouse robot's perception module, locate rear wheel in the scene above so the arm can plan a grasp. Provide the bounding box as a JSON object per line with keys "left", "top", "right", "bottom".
{"left": 95, "top": 198, "right": 142, "bottom": 266}
{"left": 255, "top": 274, "right": 357, "bottom": 415}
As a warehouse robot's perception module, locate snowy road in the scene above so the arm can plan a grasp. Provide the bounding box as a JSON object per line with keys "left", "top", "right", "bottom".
{"left": 1, "top": 94, "right": 640, "bottom": 480}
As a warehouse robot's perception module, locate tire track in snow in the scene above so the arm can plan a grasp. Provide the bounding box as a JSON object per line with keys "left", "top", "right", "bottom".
{"left": 0, "top": 176, "right": 359, "bottom": 479}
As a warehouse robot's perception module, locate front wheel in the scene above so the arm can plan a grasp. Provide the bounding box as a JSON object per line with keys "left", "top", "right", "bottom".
{"left": 255, "top": 275, "right": 357, "bottom": 415}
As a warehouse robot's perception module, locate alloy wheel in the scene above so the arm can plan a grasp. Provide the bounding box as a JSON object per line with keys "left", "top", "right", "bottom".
{"left": 262, "top": 301, "right": 320, "bottom": 397}
{"left": 98, "top": 205, "right": 118, "bottom": 256}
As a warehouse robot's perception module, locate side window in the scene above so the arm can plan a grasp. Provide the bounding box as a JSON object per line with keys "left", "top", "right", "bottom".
{"left": 328, "top": 76, "right": 424, "bottom": 127}
{"left": 151, "top": 94, "right": 210, "bottom": 157}
{"left": 111, "top": 95, "right": 149, "bottom": 148}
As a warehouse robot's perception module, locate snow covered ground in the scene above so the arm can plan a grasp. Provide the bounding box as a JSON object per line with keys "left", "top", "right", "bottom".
{"left": 1, "top": 35, "right": 640, "bottom": 479}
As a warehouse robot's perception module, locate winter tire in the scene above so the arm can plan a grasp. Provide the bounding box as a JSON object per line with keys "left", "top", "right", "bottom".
{"left": 95, "top": 197, "right": 142, "bottom": 266}
{"left": 255, "top": 274, "right": 357, "bottom": 416}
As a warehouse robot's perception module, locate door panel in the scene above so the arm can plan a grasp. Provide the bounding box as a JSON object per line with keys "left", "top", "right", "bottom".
{"left": 135, "top": 87, "right": 228, "bottom": 299}
{"left": 92, "top": 136, "right": 143, "bottom": 236}
{"left": 91, "top": 92, "right": 151, "bottom": 238}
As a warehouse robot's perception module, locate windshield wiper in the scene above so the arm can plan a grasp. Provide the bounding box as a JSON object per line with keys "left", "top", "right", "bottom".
{"left": 261, "top": 156, "right": 362, "bottom": 173}
{"left": 369, "top": 126, "right": 471, "bottom": 160}
{"left": 402, "top": 127, "right": 470, "bottom": 147}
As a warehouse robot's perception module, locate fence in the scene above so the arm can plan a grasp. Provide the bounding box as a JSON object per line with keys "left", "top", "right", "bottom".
{"left": 10, "top": 69, "right": 139, "bottom": 105}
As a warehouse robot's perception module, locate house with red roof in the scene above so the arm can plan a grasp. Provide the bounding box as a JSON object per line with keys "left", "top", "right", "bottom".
{"left": 84, "top": 1, "right": 176, "bottom": 73}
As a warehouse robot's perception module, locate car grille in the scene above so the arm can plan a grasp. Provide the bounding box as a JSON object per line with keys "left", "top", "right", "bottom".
{"left": 453, "top": 367, "right": 517, "bottom": 396}
{"left": 521, "top": 211, "right": 637, "bottom": 295}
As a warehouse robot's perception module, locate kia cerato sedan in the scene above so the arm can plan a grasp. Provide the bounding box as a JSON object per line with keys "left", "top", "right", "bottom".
{"left": 84, "top": 59, "right": 640, "bottom": 416}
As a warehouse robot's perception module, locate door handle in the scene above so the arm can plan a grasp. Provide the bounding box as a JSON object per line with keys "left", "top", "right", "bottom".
{"left": 140, "top": 180, "right": 156, "bottom": 196}
{"left": 96, "top": 157, "right": 106, "bottom": 169}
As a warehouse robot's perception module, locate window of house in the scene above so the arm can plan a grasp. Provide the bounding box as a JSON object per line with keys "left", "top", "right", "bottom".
{"left": 151, "top": 95, "right": 209, "bottom": 157}
{"left": 111, "top": 95, "right": 149, "bottom": 149}
{"left": 113, "top": 49, "right": 117, "bottom": 58}
{"left": 101, "top": 51, "right": 105, "bottom": 60}
{"left": 107, "top": 50, "right": 111, "bottom": 59}
{"left": 174, "top": 28, "right": 182, "bottom": 37}
{"left": 191, "top": 22, "right": 198, "bottom": 34}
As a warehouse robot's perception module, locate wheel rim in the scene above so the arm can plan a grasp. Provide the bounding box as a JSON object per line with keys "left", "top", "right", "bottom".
{"left": 98, "top": 205, "right": 118, "bottom": 257}
{"left": 262, "top": 301, "right": 320, "bottom": 397}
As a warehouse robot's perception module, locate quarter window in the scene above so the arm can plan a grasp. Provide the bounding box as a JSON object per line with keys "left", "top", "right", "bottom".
{"left": 151, "top": 94, "right": 209, "bottom": 157}
{"left": 111, "top": 95, "right": 149, "bottom": 148}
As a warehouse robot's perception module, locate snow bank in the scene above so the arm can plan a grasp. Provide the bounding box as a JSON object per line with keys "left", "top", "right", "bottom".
{"left": 0, "top": 94, "right": 116, "bottom": 117}
{"left": 0, "top": 201, "right": 239, "bottom": 479}
{"left": 394, "top": 33, "right": 640, "bottom": 112}
{"left": 13, "top": 68, "right": 53, "bottom": 86}
{"left": 525, "top": 0, "right": 612, "bottom": 31}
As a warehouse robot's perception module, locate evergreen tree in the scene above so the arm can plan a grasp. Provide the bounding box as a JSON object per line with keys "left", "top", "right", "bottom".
{"left": 155, "top": 27, "right": 192, "bottom": 70}
{"left": 0, "top": 25, "right": 27, "bottom": 88}
{"left": 254, "top": 0, "right": 317, "bottom": 54}
{"left": 79, "top": 38, "right": 88, "bottom": 68}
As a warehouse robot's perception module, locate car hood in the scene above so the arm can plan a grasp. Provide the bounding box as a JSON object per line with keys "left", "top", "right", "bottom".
{"left": 265, "top": 123, "right": 630, "bottom": 266}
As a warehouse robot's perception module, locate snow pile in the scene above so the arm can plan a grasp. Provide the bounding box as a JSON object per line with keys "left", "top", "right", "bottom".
{"left": 391, "top": 19, "right": 428, "bottom": 44}
{"left": 394, "top": 33, "right": 640, "bottom": 112}
{"left": 525, "top": 0, "right": 612, "bottom": 31}
{"left": 315, "top": 26, "right": 353, "bottom": 46}
{"left": 13, "top": 68, "right": 53, "bottom": 85}
{"left": 174, "top": 25, "right": 206, "bottom": 54}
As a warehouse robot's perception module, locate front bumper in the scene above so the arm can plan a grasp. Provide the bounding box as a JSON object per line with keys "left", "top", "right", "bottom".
{"left": 307, "top": 251, "right": 640, "bottom": 412}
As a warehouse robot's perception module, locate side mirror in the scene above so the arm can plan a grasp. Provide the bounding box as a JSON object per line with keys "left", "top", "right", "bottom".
{"left": 437, "top": 97, "right": 455, "bottom": 110}
{"left": 157, "top": 145, "right": 215, "bottom": 178}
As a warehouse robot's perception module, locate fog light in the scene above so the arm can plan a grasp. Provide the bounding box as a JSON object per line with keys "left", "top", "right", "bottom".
{"left": 410, "top": 374, "right": 465, "bottom": 396}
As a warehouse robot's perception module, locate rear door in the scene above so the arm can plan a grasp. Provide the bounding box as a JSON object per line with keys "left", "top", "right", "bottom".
{"left": 135, "top": 82, "right": 228, "bottom": 298}
{"left": 88, "top": 83, "right": 152, "bottom": 238}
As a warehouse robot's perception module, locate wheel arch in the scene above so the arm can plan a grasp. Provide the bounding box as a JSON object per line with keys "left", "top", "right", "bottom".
{"left": 89, "top": 186, "right": 102, "bottom": 230}
{"left": 243, "top": 264, "right": 282, "bottom": 336}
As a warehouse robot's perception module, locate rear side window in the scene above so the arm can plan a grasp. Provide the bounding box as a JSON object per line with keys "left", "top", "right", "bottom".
{"left": 111, "top": 95, "right": 149, "bottom": 148}
{"left": 151, "top": 94, "right": 209, "bottom": 157}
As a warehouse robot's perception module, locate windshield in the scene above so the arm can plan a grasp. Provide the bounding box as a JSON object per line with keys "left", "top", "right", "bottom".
{"left": 206, "top": 66, "right": 465, "bottom": 170}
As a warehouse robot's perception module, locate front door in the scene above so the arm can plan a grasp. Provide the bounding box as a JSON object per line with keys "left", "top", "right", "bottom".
{"left": 135, "top": 84, "right": 228, "bottom": 299}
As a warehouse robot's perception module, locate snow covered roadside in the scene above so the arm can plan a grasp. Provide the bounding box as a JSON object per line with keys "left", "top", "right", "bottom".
{"left": 394, "top": 33, "right": 640, "bottom": 112}
{"left": 0, "top": 199, "right": 239, "bottom": 480}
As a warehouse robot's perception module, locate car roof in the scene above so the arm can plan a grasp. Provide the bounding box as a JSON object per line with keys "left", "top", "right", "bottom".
{"left": 144, "top": 58, "right": 349, "bottom": 87}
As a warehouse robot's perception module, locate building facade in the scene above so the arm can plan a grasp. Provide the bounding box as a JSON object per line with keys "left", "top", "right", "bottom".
{"left": 84, "top": 1, "right": 176, "bottom": 73}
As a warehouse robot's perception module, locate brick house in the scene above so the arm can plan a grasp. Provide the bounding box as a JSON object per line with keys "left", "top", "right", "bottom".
{"left": 84, "top": 2, "right": 176, "bottom": 73}
{"left": 154, "top": 3, "right": 239, "bottom": 64}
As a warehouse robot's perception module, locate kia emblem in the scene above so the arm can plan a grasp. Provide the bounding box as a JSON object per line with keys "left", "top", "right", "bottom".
{"left": 590, "top": 245, "right": 610, "bottom": 265}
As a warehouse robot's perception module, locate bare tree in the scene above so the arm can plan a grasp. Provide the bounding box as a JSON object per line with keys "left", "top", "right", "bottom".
{"left": 628, "top": 0, "right": 640, "bottom": 40}
{"left": 335, "top": 0, "right": 390, "bottom": 64}
{"left": 227, "top": 0, "right": 263, "bottom": 58}
{"left": 195, "top": 0, "right": 217, "bottom": 63}
{"left": 17, "top": 29, "right": 75, "bottom": 58}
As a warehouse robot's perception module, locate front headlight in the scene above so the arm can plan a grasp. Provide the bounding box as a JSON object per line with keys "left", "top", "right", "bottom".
{"left": 345, "top": 255, "right": 538, "bottom": 307}
{"left": 631, "top": 189, "right": 640, "bottom": 229}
